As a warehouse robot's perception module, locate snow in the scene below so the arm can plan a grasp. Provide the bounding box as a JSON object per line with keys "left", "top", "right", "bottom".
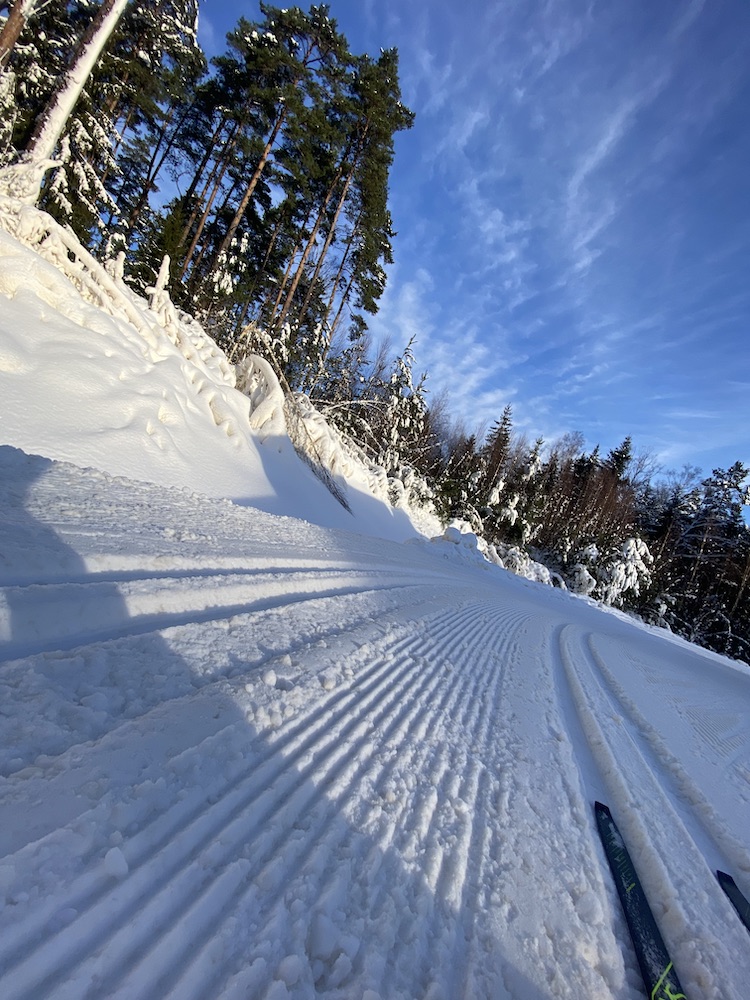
{"left": 0, "top": 218, "right": 432, "bottom": 541}
{"left": 1, "top": 209, "right": 750, "bottom": 998}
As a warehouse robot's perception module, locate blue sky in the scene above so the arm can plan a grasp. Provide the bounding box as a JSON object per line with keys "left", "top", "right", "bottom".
{"left": 200, "top": 0, "right": 750, "bottom": 476}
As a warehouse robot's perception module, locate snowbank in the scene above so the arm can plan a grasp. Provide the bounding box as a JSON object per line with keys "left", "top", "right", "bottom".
{"left": 0, "top": 204, "right": 434, "bottom": 542}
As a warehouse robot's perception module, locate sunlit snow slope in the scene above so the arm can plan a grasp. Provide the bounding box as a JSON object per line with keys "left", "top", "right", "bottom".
{"left": 1, "top": 447, "right": 749, "bottom": 1000}
{"left": 0, "top": 225, "right": 428, "bottom": 541}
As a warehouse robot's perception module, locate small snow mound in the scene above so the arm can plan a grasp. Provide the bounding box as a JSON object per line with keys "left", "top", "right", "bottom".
{"left": 277, "top": 954, "right": 305, "bottom": 987}
{"left": 104, "top": 846, "right": 129, "bottom": 879}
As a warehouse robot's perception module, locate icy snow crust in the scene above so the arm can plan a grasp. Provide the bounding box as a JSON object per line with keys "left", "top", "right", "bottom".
{"left": 1, "top": 212, "right": 750, "bottom": 996}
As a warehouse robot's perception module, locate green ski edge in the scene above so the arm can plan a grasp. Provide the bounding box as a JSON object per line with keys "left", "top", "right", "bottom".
{"left": 717, "top": 870, "right": 750, "bottom": 935}
{"left": 593, "top": 801, "right": 687, "bottom": 1000}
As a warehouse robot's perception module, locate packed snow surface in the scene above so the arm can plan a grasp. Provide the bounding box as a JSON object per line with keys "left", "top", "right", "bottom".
{"left": 1, "top": 448, "right": 750, "bottom": 999}
{"left": 1, "top": 216, "right": 749, "bottom": 997}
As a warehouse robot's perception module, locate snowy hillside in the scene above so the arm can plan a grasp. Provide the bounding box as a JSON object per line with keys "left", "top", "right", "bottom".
{"left": 1, "top": 206, "right": 750, "bottom": 999}
{"left": 0, "top": 211, "right": 436, "bottom": 542}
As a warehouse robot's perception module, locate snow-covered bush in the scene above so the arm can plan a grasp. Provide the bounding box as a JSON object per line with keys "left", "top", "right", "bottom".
{"left": 569, "top": 543, "right": 600, "bottom": 597}
{"left": 282, "top": 391, "right": 439, "bottom": 529}
{"left": 569, "top": 537, "right": 653, "bottom": 606}
{"left": 235, "top": 355, "right": 286, "bottom": 440}
{"left": 597, "top": 537, "right": 653, "bottom": 605}
{"left": 494, "top": 542, "right": 559, "bottom": 586}
{"left": 571, "top": 562, "right": 597, "bottom": 597}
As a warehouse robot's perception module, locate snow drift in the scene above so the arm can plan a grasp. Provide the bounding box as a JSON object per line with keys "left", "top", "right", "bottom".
{"left": 0, "top": 198, "right": 438, "bottom": 541}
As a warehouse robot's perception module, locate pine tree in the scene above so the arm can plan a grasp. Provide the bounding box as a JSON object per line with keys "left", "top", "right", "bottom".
{"left": 100, "top": 0, "right": 205, "bottom": 240}
{"left": 0, "top": 0, "right": 37, "bottom": 70}
{"left": 604, "top": 436, "right": 633, "bottom": 479}
{"left": 478, "top": 404, "right": 513, "bottom": 507}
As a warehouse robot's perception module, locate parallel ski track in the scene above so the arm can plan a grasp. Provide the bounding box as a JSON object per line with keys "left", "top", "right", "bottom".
{"left": 582, "top": 630, "right": 749, "bottom": 879}
{"left": 556, "top": 623, "right": 750, "bottom": 998}
{"left": 174, "top": 605, "right": 524, "bottom": 1000}
{"left": 0, "top": 598, "right": 465, "bottom": 989}
{"left": 119, "top": 603, "right": 526, "bottom": 1000}
{"left": 213, "top": 602, "right": 523, "bottom": 1000}
{"left": 393, "top": 616, "right": 520, "bottom": 1000}
{"left": 1, "top": 596, "right": 527, "bottom": 999}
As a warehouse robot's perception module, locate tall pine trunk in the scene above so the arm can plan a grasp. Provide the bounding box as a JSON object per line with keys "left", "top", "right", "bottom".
{"left": 321, "top": 213, "right": 359, "bottom": 338}
{"left": 178, "top": 112, "right": 231, "bottom": 233}
{"left": 179, "top": 132, "right": 238, "bottom": 279}
{"left": 125, "top": 102, "right": 191, "bottom": 237}
{"left": 0, "top": 0, "right": 36, "bottom": 70}
{"left": 328, "top": 269, "right": 356, "bottom": 340}
{"left": 212, "top": 107, "right": 287, "bottom": 267}
{"left": 274, "top": 152, "right": 351, "bottom": 331}
{"left": 295, "top": 167, "right": 354, "bottom": 329}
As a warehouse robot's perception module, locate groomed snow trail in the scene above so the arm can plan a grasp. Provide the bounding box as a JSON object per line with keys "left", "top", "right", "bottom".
{"left": 1, "top": 449, "right": 750, "bottom": 999}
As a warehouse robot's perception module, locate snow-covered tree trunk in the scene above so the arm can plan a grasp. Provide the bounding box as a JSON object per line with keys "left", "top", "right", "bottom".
{"left": 27, "top": 0, "right": 128, "bottom": 162}
{"left": 0, "top": 0, "right": 128, "bottom": 202}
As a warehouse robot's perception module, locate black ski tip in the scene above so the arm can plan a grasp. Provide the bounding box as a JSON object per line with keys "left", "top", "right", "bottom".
{"left": 717, "top": 869, "right": 750, "bottom": 935}
{"left": 594, "top": 800, "right": 612, "bottom": 819}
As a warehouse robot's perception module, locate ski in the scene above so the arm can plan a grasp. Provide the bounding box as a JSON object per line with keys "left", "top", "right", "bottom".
{"left": 717, "top": 870, "right": 750, "bottom": 934}
{"left": 594, "top": 802, "right": 687, "bottom": 1000}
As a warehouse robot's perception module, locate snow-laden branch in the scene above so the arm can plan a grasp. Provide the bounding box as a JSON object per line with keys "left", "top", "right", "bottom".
{"left": 0, "top": 196, "right": 235, "bottom": 389}
{"left": 235, "top": 354, "right": 286, "bottom": 439}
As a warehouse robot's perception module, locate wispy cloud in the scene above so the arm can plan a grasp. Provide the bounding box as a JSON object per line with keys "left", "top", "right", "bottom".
{"left": 369, "top": 261, "right": 531, "bottom": 432}
{"left": 562, "top": 65, "right": 673, "bottom": 277}
{"left": 197, "top": 12, "right": 219, "bottom": 58}
{"left": 368, "top": 0, "right": 750, "bottom": 468}
{"left": 566, "top": 98, "right": 640, "bottom": 206}
{"left": 669, "top": 0, "right": 707, "bottom": 41}
{"left": 371, "top": 266, "right": 436, "bottom": 354}
{"left": 525, "top": 0, "right": 596, "bottom": 79}
{"left": 431, "top": 107, "right": 489, "bottom": 162}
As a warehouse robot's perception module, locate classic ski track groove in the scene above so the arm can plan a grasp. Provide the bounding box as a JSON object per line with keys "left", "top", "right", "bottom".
{"left": 435, "top": 632, "right": 515, "bottom": 1000}
{"left": 0, "top": 594, "right": 441, "bottom": 960}
{"left": 376, "top": 612, "right": 523, "bottom": 1000}
{"left": 178, "top": 650, "right": 458, "bottom": 999}
{"left": 106, "top": 604, "right": 520, "bottom": 1000}
{"left": 557, "top": 623, "right": 750, "bottom": 995}
{"left": 583, "top": 631, "right": 749, "bottom": 879}
{"left": 107, "top": 610, "right": 477, "bottom": 999}
{"left": 3, "top": 596, "right": 524, "bottom": 997}
{"left": 413, "top": 623, "right": 514, "bottom": 998}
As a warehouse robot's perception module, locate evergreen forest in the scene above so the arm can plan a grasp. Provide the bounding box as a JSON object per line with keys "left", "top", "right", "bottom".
{"left": 0, "top": 0, "right": 748, "bottom": 661}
